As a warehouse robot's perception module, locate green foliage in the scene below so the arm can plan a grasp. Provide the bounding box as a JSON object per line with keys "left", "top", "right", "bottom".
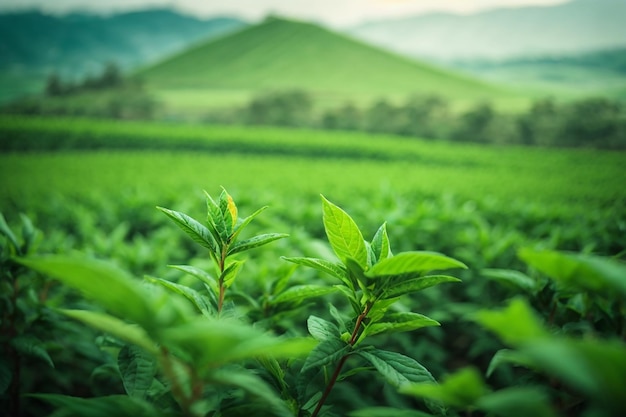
{"left": 285, "top": 196, "right": 465, "bottom": 416}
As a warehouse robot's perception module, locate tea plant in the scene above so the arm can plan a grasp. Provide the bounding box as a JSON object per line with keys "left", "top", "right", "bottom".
{"left": 383, "top": 249, "right": 626, "bottom": 417}
{"left": 11, "top": 190, "right": 471, "bottom": 417}
{"left": 284, "top": 196, "right": 467, "bottom": 416}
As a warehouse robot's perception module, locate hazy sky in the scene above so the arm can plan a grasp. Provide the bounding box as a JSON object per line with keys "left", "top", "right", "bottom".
{"left": 1, "top": 0, "right": 571, "bottom": 26}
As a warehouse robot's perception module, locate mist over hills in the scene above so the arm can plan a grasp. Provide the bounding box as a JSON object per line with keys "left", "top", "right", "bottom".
{"left": 349, "top": 0, "right": 626, "bottom": 61}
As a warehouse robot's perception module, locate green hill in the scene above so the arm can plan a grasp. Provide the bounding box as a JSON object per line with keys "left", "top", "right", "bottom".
{"left": 137, "top": 17, "right": 509, "bottom": 103}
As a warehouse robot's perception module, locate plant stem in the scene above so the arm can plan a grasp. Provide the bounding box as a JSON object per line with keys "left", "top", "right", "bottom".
{"left": 217, "top": 247, "right": 227, "bottom": 314}
{"left": 310, "top": 302, "right": 373, "bottom": 417}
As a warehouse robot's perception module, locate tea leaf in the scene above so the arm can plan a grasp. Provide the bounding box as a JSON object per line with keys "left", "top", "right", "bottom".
{"left": 145, "top": 275, "right": 215, "bottom": 316}
{"left": 59, "top": 309, "right": 157, "bottom": 354}
{"left": 227, "top": 233, "right": 288, "bottom": 255}
{"left": 301, "top": 338, "right": 350, "bottom": 372}
{"left": 282, "top": 256, "right": 351, "bottom": 288}
{"left": 371, "top": 222, "right": 391, "bottom": 263}
{"left": 523, "top": 338, "right": 626, "bottom": 413}
{"left": 473, "top": 298, "right": 550, "bottom": 346}
{"left": 367, "top": 251, "right": 467, "bottom": 278}
{"left": 18, "top": 256, "right": 158, "bottom": 328}
{"left": 222, "top": 259, "right": 245, "bottom": 288}
{"left": 156, "top": 206, "right": 218, "bottom": 256}
{"left": 321, "top": 195, "right": 368, "bottom": 268}
{"left": 10, "top": 336, "right": 54, "bottom": 368}
{"left": 231, "top": 205, "right": 268, "bottom": 242}
{"left": 271, "top": 285, "right": 338, "bottom": 307}
{"left": 118, "top": 345, "right": 156, "bottom": 399}
{"left": 383, "top": 275, "right": 461, "bottom": 299}
{"left": 486, "top": 349, "right": 535, "bottom": 377}
{"left": 161, "top": 317, "right": 315, "bottom": 369}
{"left": 481, "top": 268, "right": 536, "bottom": 292}
{"left": 0, "top": 212, "right": 19, "bottom": 253}
{"left": 400, "top": 367, "right": 489, "bottom": 408}
{"left": 307, "top": 315, "right": 341, "bottom": 341}
{"left": 476, "top": 387, "right": 558, "bottom": 417}
{"left": 519, "top": 248, "right": 626, "bottom": 298}
{"left": 363, "top": 312, "right": 440, "bottom": 338}
{"left": 358, "top": 348, "right": 434, "bottom": 387}
{"left": 168, "top": 264, "right": 219, "bottom": 296}
{"left": 212, "top": 368, "right": 294, "bottom": 417}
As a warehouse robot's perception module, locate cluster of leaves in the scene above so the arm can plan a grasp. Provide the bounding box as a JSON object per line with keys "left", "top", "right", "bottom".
{"left": 384, "top": 249, "right": 626, "bottom": 417}
{"left": 6, "top": 190, "right": 468, "bottom": 417}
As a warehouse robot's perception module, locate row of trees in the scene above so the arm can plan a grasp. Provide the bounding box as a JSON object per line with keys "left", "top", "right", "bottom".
{"left": 204, "top": 90, "right": 626, "bottom": 149}
{"left": 45, "top": 63, "right": 128, "bottom": 96}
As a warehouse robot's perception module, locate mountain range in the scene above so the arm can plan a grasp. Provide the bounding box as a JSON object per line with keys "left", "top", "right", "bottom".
{"left": 0, "top": 9, "right": 246, "bottom": 77}
{"left": 349, "top": 0, "right": 626, "bottom": 61}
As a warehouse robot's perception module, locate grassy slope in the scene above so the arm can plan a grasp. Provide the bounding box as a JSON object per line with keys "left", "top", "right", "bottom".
{"left": 137, "top": 17, "right": 518, "bottom": 110}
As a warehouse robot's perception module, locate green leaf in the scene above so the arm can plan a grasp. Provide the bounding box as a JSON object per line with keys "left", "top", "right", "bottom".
{"left": 400, "top": 367, "right": 489, "bottom": 408}
{"left": 156, "top": 206, "right": 218, "bottom": 256}
{"left": 161, "top": 317, "right": 315, "bottom": 369}
{"left": 481, "top": 268, "right": 536, "bottom": 292}
{"left": 0, "top": 212, "right": 19, "bottom": 253}
{"left": 473, "top": 298, "right": 550, "bottom": 347}
{"left": 486, "top": 349, "right": 535, "bottom": 377}
{"left": 145, "top": 275, "right": 215, "bottom": 316}
{"left": 204, "top": 190, "right": 230, "bottom": 244}
{"left": 371, "top": 222, "right": 392, "bottom": 263}
{"left": 118, "top": 345, "right": 157, "bottom": 399}
{"left": 350, "top": 408, "right": 434, "bottom": 417}
{"left": 367, "top": 251, "right": 467, "bottom": 278}
{"left": 19, "top": 213, "right": 37, "bottom": 254}
{"left": 17, "top": 256, "right": 160, "bottom": 329}
{"left": 221, "top": 259, "right": 244, "bottom": 288}
{"left": 271, "top": 285, "right": 338, "bottom": 307}
{"left": 307, "top": 315, "right": 341, "bottom": 341}
{"left": 168, "top": 264, "right": 219, "bottom": 297}
{"left": 281, "top": 256, "right": 348, "bottom": 282}
{"left": 321, "top": 195, "right": 368, "bottom": 268}
{"left": 476, "top": 387, "right": 558, "bottom": 417}
{"left": 519, "top": 248, "right": 626, "bottom": 298}
{"left": 10, "top": 336, "right": 54, "bottom": 368}
{"left": 231, "top": 205, "right": 268, "bottom": 242}
{"left": 301, "top": 338, "right": 350, "bottom": 372}
{"left": 227, "top": 233, "right": 288, "bottom": 255}
{"left": 358, "top": 348, "right": 434, "bottom": 388}
{"left": 60, "top": 309, "right": 158, "bottom": 354}
{"left": 219, "top": 188, "right": 236, "bottom": 236}
{"left": 363, "top": 312, "right": 440, "bottom": 338}
{"left": 383, "top": 275, "right": 461, "bottom": 299}
{"left": 212, "top": 368, "right": 294, "bottom": 417}
{"left": 28, "top": 393, "right": 167, "bottom": 417}
{"left": 522, "top": 338, "right": 626, "bottom": 413}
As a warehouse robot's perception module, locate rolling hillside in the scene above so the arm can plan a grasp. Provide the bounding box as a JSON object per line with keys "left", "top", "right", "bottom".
{"left": 137, "top": 16, "right": 508, "bottom": 102}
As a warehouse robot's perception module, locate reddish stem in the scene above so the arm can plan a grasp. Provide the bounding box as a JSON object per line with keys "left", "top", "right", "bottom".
{"left": 310, "top": 302, "right": 373, "bottom": 417}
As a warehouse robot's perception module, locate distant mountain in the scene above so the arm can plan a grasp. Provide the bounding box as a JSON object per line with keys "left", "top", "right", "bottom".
{"left": 0, "top": 9, "right": 247, "bottom": 77}
{"left": 349, "top": 0, "right": 626, "bottom": 61}
{"left": 138, "top": 17, "right": 504, "bottom": 100}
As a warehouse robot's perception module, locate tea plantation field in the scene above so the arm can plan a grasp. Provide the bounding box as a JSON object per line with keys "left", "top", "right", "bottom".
{"left": 1, "top": 115, "right": 625, "bottom": 417}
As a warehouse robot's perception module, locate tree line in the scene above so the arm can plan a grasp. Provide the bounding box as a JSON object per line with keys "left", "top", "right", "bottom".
{"left": 208, "top": 90, "right": 625, "bottom": 149}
